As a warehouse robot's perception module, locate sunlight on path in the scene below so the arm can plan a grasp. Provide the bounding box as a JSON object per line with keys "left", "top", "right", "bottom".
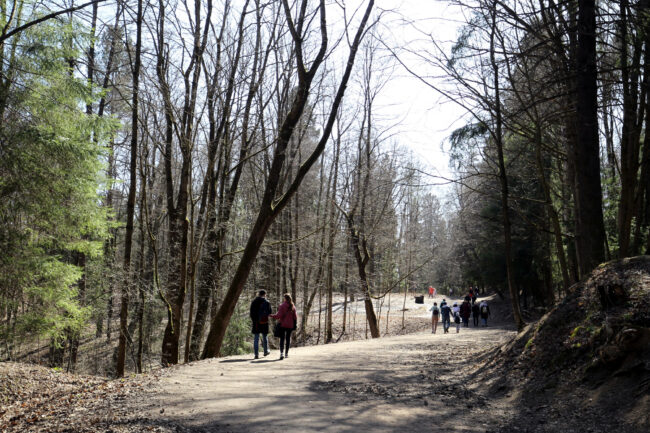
{"left": 149, "top": 327, "right": 515, "bottom": 432}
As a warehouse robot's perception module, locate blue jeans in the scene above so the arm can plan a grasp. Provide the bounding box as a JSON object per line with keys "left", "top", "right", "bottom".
{"left": 253, "top": 333, "right": 268, "bottom": 357}
{"left": 482, "top": 317, "right": 488, "bottom": 326}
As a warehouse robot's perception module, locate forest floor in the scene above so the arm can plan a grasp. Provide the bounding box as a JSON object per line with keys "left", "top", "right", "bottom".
{"left": 2, "top": 289, "right": 648, "bottom": 432}
{"left": 2, "top": 321, "right": 517, "bottom": 433}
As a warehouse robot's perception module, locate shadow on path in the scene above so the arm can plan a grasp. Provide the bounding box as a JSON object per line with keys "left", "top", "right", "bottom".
{"left": 147, "top": 330, "right": 516, "bottom": 433}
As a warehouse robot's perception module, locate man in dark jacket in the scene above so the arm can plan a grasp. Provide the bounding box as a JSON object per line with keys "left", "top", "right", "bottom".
{"left": 440, "top": 300, "right": 452, "bottom": 334}
{"left": 460, "top": 300, "right": 471, "bottom": 327}
{"left": 250, "top": 289, "right": 272, "bottom": 359}
{"left": 472, "top": 301, "right": 480, "bottom": 327}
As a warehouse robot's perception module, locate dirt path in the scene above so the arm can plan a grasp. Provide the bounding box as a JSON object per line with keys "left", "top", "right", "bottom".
{"left": 144, "top": 324, "right": 516, "bottom": 433}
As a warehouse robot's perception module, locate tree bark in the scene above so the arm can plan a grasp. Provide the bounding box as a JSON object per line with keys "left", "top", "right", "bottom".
{"left": 573, "top": 0, "right": 606, "bottom": 276}
{"left": 201, "top": 0, "right": 375, "bottom": 358}
{"left": 617, "top": 0, "right": 644, "bottom": 257}
{"left": 117, "top": 0, "right": 143, "bottom": 377}
{"left": 158, "top": 0, "right": 213, "bottom": 366}
{"left": 489, "top": 2, "right": 524, "bottom": 330}
{"left": 343, "top": 213, "right": 380, "bottom": 338}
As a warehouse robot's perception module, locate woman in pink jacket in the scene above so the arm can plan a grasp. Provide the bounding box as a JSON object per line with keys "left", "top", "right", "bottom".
{"left": 271, "top": 293, "right": 298, "bottom": 360}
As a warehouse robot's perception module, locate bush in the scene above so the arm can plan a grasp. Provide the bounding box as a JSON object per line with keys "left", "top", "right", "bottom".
{"left": 221, "top": 304, "right": 253, "bottom": 356}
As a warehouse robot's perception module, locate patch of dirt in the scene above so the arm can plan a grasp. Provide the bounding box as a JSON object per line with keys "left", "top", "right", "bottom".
{"left": 142, "top": 326, "right": 516, "bottom": 433}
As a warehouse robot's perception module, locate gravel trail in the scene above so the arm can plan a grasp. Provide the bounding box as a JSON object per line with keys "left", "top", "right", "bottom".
{"left": 146, "top": 325, "right": 515, "bottom": 433}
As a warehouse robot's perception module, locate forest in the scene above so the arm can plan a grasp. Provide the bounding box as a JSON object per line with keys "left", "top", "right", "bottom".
{"left": 1, "top": 0, "right": 649, "bottom": 381}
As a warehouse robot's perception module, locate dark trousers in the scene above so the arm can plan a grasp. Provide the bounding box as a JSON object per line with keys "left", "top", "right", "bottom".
{"left": 279, "top": 327, "right": 292, "bottom": 354}
{"left": 473, "top": 315, "right": 479, "bottom": 327}
{"left": 442, "top": 317, "right": 451, "bottom": 332}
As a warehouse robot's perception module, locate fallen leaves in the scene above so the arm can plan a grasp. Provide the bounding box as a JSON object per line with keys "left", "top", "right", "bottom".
{"left": 0, "top": 362, "right": 175, "bottom": 432}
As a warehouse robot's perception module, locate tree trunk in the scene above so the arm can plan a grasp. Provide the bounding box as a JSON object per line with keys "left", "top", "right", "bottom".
{"left": 325, "top": 135, "right": 340, "bottom": 343}
{"left": 534, "top": 126, "right": 569, "bottom": 294}
{"left": 158, "top": 0, "right": 212, "bottom": 365}
{"left": 202, "top": 0, "right": 375, "bottom": 358}
{"left": 617, "top": 0, "right": 644, "bottom": 257}
{"left": 573, "top": 0, "right": 606, "bottom": 275}
{"left": 116, "top": 0, "right": 143, "bottom": 377}
{"left": 344, "top": 213, "right": 380, "bottom": 338}
{"left": 490, "top": 2, "right": 524, "bottom": 330}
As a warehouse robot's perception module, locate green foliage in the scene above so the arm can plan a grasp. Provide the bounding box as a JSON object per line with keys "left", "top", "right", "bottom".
{"left": 448, "top": 122, "right": 488, "bottom": 170}
{"left": 448, "top": 17, "right": 481, "bottom": 68}
{"left": 570, "top": 326, "right": 584, "bottom": 339}
{"left": 0, "top": 11, "right": 116, "bottom": 352}
{"left": 19, "top": 257, "right": 90, "bottom": 346}
{"left": 524, "top": 337, "right": 534, "bottom": 351}
{"left": 221, "top": 304, "right": 253, "bottom": 356}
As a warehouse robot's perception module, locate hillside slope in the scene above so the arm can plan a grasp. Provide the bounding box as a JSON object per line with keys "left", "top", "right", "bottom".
{"left": 478, "top": 256, "right": 650, "bottom": 433}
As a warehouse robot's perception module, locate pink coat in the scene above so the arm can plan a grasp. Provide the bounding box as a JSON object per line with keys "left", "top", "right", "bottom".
{"left": 271, "top": 301, "right": 297, "bottom": 329}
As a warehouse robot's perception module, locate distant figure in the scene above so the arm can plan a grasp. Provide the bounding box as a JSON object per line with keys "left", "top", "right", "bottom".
{"left": 428, "top": 286, "right": 434, "bottom": 298}
{"left": 452, "top": 302, "right": 461, "bottom": 333}
{"left": 449, "top": 288, "right": 454, "bottom": 297}
{"left": 271, "top": 293, "right": 298, "bottom": 360}
{"left": 440, "top": 300, "right": 451, "bottom": 334}
{"left": 479, "top": 300, "right": 491, "bottom": 327}
{"left": 460, "top": 299, "right": 471, "bottom": 328}
{"left": 250, "top": 289, "right": 272, "bottom": 359}
{"left": 471, "top": 288, "right": 478, "bottom": 304}
{"left": 472, "top": 301, "right": 480, "bottom": 327}
{"left": 430, "top": 302, "right": 440, "bottom": 333}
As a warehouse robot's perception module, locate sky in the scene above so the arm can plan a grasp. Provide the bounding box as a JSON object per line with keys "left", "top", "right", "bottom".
{"left": 371, "top": 0, "right": 469, "bottom": 194}
{"left": 93, "top": 0, "right": 468, "bottom": 197}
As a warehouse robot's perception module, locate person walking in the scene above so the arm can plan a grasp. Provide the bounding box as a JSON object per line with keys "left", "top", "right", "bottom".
{"left": 430, "top": 302, "right": 440, "bottom": 333}
{"left": 479, "top": 300, "right": 491, "bottom": 327}
{"left": 460, "top": 299, "right": 471, "bottom": 328}
{"left": 428, "top": 286, "right": 434, "bottom": 298}
{"left": 472, "top": 301, "right": 480, "bottom": 327}
{"left": 467, "top": 288, "right": 475, "bottom": 304}
{"left": 249, "top": 289, "right": 272, "bottom": 359}
{"left": 271, "top": 293, "right": 298, "bottom": 360}
{"left": 452, "top": 302, "right": 461, "bottom": 333}
{"left": 440, "top": 300, "right": 451, "bottom": 334}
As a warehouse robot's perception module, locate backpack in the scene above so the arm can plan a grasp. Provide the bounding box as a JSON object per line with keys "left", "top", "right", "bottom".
{"left": 454, "top": 312, "right": 460, "bottom": 323}
{"left": 481, "top": 305, "right": 488, "bottom": 314}
{"left": 259, "top": 300, "right": 271, "bottom": 324}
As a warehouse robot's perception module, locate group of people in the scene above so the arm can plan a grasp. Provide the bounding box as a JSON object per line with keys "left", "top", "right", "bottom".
{"left": 249, "top": 290, "right": 298, "bottom": 360}
{"left": 429, "top": 288, "right": 491, "bottom": 334}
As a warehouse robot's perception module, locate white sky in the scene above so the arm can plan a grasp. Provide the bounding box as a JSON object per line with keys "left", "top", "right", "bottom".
{"left": 372, "top": 0, "right": 468, "bottom": 193}
{"left": 93, "top": 0, "right": 469, "bottom": 196}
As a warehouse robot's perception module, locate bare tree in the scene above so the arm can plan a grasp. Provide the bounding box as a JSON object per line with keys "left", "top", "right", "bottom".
{"left": 202, "top": 0, "right": 376, "bottom": 358}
